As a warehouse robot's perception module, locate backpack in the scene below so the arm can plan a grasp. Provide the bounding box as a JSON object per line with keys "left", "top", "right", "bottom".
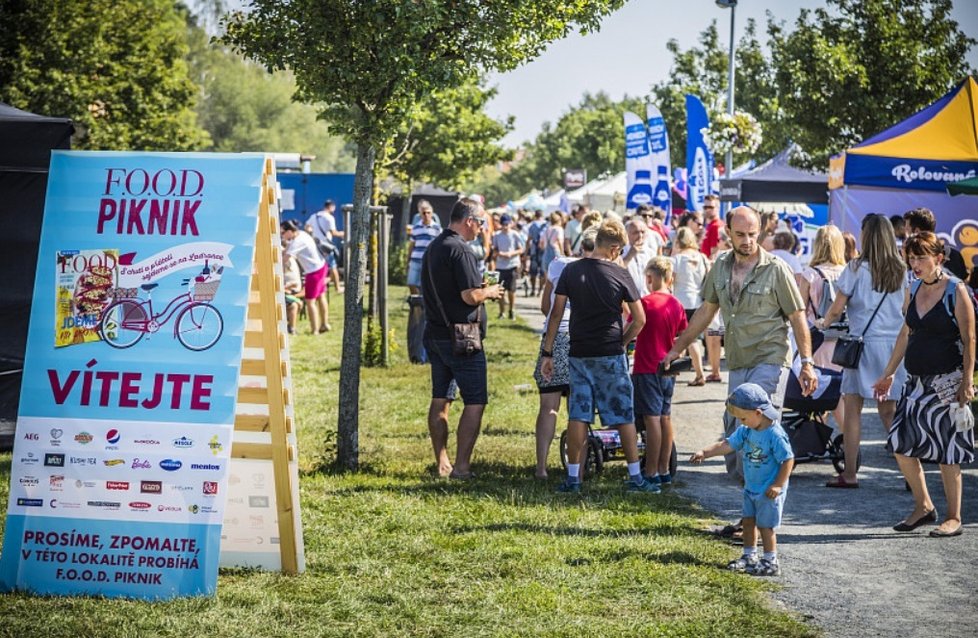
{"left": 810, "top": 266, "right": 838, "bottom": 319}
{"left": 909, "top": 275, "right": 978, "bottom": 330}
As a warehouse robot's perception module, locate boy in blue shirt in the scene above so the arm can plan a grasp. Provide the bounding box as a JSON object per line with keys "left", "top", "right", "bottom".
{"left": 690, "top": 383, "right": 794, "bottom": 576}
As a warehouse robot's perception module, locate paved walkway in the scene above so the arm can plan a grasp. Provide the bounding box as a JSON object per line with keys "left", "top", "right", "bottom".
{"left": 512, "top": 289, "right": 978, "bottom": 638}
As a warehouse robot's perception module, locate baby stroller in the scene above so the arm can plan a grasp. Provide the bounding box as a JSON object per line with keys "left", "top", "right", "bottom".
{"left": 780, "top": 331, "right": 859, "bottom": 474}
{"left": 558, "top": 424, "right": 678, "bottom": 480}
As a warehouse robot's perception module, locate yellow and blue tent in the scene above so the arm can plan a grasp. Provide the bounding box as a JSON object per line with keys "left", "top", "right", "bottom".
{"left": 829, "top": 77, "right": 978, "bottom": 240}
{"left": 830, "top": 76, "right": 978, "bottom": 191}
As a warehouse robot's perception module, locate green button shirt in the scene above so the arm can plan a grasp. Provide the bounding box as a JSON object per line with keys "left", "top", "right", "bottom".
{"left": 702, "top": 248, "right": 805, "bottom": 370}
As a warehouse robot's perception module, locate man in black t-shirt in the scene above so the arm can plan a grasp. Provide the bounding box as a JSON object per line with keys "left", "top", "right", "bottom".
{"left": 904, "top": 207, "right": 968, "bottom": 279}
{"left": 541, "top": 219, "right": 657, "bottom": 494}
{"left": 421, "top": 198, "right": 502, "bottom": 479}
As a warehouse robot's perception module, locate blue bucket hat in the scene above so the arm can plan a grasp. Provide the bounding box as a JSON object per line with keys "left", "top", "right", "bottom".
{"left": 727, "top": 383, "right": 780, "bottom": 421}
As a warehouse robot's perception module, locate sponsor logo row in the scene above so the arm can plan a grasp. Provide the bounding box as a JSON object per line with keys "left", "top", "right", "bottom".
{"left": 16, "top": 496, "right": 223, "bottom": 514}
{"left": 24, "top": 430, "right": 222, "bottom": 455}
{"left": 19, "top": 452, "right": 223, "bottom": 472}
{"left": 19, "top": 478, "right": 220, "bottom": 495}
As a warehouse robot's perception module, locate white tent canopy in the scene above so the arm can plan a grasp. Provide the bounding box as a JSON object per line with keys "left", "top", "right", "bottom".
{"left": 584, "top": 171, "right": 627, "bottom": 213}
{"left": 565, "top": 175, "right": 612, "bottom": 205}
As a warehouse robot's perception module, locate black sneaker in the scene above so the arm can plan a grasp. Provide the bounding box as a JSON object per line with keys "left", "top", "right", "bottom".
{"left": 556, "top": 478, "right": 581, "bottom": 494}
{"left": 747, "top": 558, "right": 780, "bottom": 577}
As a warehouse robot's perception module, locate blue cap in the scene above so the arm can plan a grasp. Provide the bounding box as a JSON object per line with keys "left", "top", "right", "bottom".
{"left": 727, "top": 383, "right": 780, "bottom": 421}
{"left": 500, "top": 214, "right": 512, "bottom": 224}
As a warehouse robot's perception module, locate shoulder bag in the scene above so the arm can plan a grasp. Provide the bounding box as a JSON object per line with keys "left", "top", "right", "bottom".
{"left": 831, "top": 291, "right": 888, "bottom": 369}
{"left": 426, "top": 257, "right": 483, "bottom": 356}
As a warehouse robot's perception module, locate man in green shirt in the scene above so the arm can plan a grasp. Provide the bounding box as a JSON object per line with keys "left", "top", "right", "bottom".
{"left": 666, "top": 206, "right": 818, "bottom": 477}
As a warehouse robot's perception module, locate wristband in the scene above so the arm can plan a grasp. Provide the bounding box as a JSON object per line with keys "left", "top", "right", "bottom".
{"left": 541, "top": 350, "right": 553, "bottom": 358}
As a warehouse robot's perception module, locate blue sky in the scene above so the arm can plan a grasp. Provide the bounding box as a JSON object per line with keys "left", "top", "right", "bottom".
{"left": 486, "top": 0, "right": 978, "bottom": 146}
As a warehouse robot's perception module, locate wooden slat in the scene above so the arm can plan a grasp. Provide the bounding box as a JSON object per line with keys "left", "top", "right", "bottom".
{"left": 244, "top": 330, "right": 283, "bottom": 349}
{"left": 231, "top": 441, "right": 294, "bottom": 462}
{"left": 234, "top": 414, "right": 269, "bottom": 432}
{"left": 237, "top": 386, "right": 269, "bottom": 404}
{"left": 248, "top": 302, "right": 282, "bottom": 322}
{"left": 240, "top": 358, "right": 266, "bottom": 377}
{"left": 235, "top": 414, "right": 292, "bottom": 433}
{"left": 239, "top": 358, "right": 289, "bottom": 380}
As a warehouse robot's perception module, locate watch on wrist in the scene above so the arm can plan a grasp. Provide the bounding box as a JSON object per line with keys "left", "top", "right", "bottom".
{"left": 541, "top": 350, "right": 553, "bottom": 358}
{"left": 799, "top": 357, "right": 815, "bottom": 367}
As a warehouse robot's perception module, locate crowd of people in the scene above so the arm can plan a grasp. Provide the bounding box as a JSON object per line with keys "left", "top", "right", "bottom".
{"left": 415, "top": 194, "right": 975, "bottom": 578}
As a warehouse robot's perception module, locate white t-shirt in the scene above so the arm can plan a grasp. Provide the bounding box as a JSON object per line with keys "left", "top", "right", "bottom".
{"left": 286, "top": 231, "right": 326, "bottom": 274}
{"left": 671, "top": 252, "right": 708, "bottom": 309}
{"left": 305, "top": 210, "right": 337, "bottom": 243}
{"left": 622, "top": 243, "right": 655, "bottom": 297}
{"left": 544, "top": 257, "right": 576, "bottom": 333}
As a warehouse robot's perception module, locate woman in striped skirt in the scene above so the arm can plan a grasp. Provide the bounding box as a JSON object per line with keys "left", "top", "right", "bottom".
{"left": 873, "top": 232, "right": 975, "bottom": 538}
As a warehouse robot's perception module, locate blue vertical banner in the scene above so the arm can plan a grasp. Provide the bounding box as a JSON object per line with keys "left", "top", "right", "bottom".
{"left": 624, "top": 111, "right": 654, "bottom": 209}
{"left": 685, "top": 95, "right": 715, "bottom": 212}
{"left": 646, "top": 104, "right": 672, "bottom": 217}
{"left": 0, "top": 151, "right": 265, "bottom": 599}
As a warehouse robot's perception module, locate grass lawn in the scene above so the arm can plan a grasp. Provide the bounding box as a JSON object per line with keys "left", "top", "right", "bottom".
{"left": 0, "top": 285, "right": 816, "bottom": 638}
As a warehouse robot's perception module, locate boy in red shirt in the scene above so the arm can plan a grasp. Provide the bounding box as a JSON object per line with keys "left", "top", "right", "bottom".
{"left": 632, "top": 256, "right": 688, "bottom": 485}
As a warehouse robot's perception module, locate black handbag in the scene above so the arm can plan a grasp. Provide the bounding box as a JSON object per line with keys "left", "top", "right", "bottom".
{"left": 831, "top": 292, "right": 888, "bottom": 369}
{"left": 426, "top": 259, "right": 483, "bottom": 356}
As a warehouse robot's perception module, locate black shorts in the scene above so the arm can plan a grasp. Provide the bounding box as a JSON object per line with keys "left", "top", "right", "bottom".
{"left": 499, "top": 268, "right": 518, "bottom": 292}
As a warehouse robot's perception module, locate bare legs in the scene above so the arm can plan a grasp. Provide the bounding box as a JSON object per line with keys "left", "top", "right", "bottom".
{"left": 706, "top": 335, "right": 722, "bottom": 380}
{"left": 839, "top": 395, "right": 895, "bottom": 482}
{"left": 741, "top": 518, "right": 777, "bottom": 555}
{"left": 687, "top": 341, "right": 705, "bottom": 383}
{"left": 428, "top": 399, "right": 453, "bottom": 477}
{"left": 894, "top": 453, "right": 963, "bottom": 533}
{"left": 426, "top": 399, "right": 485, "bottom": 478}
{"left": 306, "top": 294, "right": 322, "bottom": 334}
{"left": 535, "top": 392, "right": 561, "bottom": 479}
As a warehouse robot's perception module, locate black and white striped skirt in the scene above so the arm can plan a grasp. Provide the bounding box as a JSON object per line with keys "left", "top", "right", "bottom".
{"left": 887, "top": 371, "right": 975, "bottom": 465}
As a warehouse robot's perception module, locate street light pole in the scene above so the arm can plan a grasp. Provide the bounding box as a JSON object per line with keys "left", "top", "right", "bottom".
{"left": 717, "top": 0, "right": 737, "bottom": 212}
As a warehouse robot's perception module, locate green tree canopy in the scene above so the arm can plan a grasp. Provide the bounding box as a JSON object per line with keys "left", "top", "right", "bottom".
{"left": 770, "top": 0, "right": 976, "bottom": 167}
{"left": 222, "top": 0, "right": 626, "bottom": 470}
{"left": 649, "top": 19, "right": 785, "bottom": 172}
{"left": 0, "top": 0, "right": 209, "bottom": 150}
{"left": 185, "top": 23, "right": 355, "bottom": 172}
{"left": 382, "top": 79, "right": 514, "bottom": 192}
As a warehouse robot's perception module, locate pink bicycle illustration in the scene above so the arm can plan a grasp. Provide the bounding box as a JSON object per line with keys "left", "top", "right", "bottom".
{"left": 98, "top": 270, "right": 224, "bottom": 351}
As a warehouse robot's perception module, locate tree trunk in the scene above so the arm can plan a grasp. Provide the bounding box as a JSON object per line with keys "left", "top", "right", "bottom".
{"left": 336, "top": 143, "right": 375, "bottom": 471}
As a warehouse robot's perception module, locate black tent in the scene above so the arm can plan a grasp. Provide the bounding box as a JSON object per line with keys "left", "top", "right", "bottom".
{"left": 0, "top": 103, "right": 74, "bottom": 449}
{"left": 719, "top": 145, "right": 828, "bottom": 204}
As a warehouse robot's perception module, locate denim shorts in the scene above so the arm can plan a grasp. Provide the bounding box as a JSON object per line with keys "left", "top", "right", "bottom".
{"left": 424, "top": 335, "right": 486, "bottom": 405}
{"left": 632, "top": 373, "right": 676, "bottom": 417}
{"left": 743, "top": 488, "right": 787, "bottom": 529}
{"left": 407, "top": 260, "right": 423, "bottom": 288}
{"left": 568, "top": 355, "right": 634, "bottom": 426}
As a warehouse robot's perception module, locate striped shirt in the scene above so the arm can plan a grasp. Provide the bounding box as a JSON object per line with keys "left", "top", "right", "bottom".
{"left": 410, "top": 222, "right": 442, "bottom": 263}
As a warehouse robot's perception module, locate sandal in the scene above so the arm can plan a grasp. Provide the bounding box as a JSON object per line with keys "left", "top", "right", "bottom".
{"left": 688, "top": 377, "right": 706, "bottom": 387}
{"left": 705, "top": 374, "right": 722, "bottom": 383}
{"left": 825, "top": 474, "right": 859, "bottom": 489}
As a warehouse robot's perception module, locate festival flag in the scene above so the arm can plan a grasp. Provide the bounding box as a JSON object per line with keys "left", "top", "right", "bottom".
{"left": 685, "top": 95, "right": 715, "bottom": 212}
{"left": 646, "top": 104, "right": 672, "bottom": 217}
{"left": 623, "top": 111, "right": 654, "bottom": 209}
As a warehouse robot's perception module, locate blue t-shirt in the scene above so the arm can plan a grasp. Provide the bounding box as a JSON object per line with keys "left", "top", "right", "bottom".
{"left": 726, "top": 423, "right": 793, "bottom": 493}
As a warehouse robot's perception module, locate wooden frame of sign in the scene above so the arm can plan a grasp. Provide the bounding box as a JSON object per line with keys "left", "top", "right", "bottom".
{"left": 227, "top": 158, "right": 303, "bottom": 574}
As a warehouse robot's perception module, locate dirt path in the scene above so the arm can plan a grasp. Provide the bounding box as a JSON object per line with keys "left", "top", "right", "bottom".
{"left": 513, "top": 292, "right": 978, "bottom": 638}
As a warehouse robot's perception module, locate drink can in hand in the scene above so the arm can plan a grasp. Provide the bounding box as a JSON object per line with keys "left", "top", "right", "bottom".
{"left": 484, "top": 270, "right": 499, "bottom": 286}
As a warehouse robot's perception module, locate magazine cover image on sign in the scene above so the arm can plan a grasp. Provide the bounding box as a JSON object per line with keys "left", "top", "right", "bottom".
{"left": 55, "top": 249, "right": 119, "bottom": 348}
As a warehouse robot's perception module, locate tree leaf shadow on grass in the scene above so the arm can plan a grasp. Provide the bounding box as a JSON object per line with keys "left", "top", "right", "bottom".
{"left": 566, "top": 549, "right": 710, "bottom": 567}
{"left": 449, "top": 520, "right": 694, "bottom": 541}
